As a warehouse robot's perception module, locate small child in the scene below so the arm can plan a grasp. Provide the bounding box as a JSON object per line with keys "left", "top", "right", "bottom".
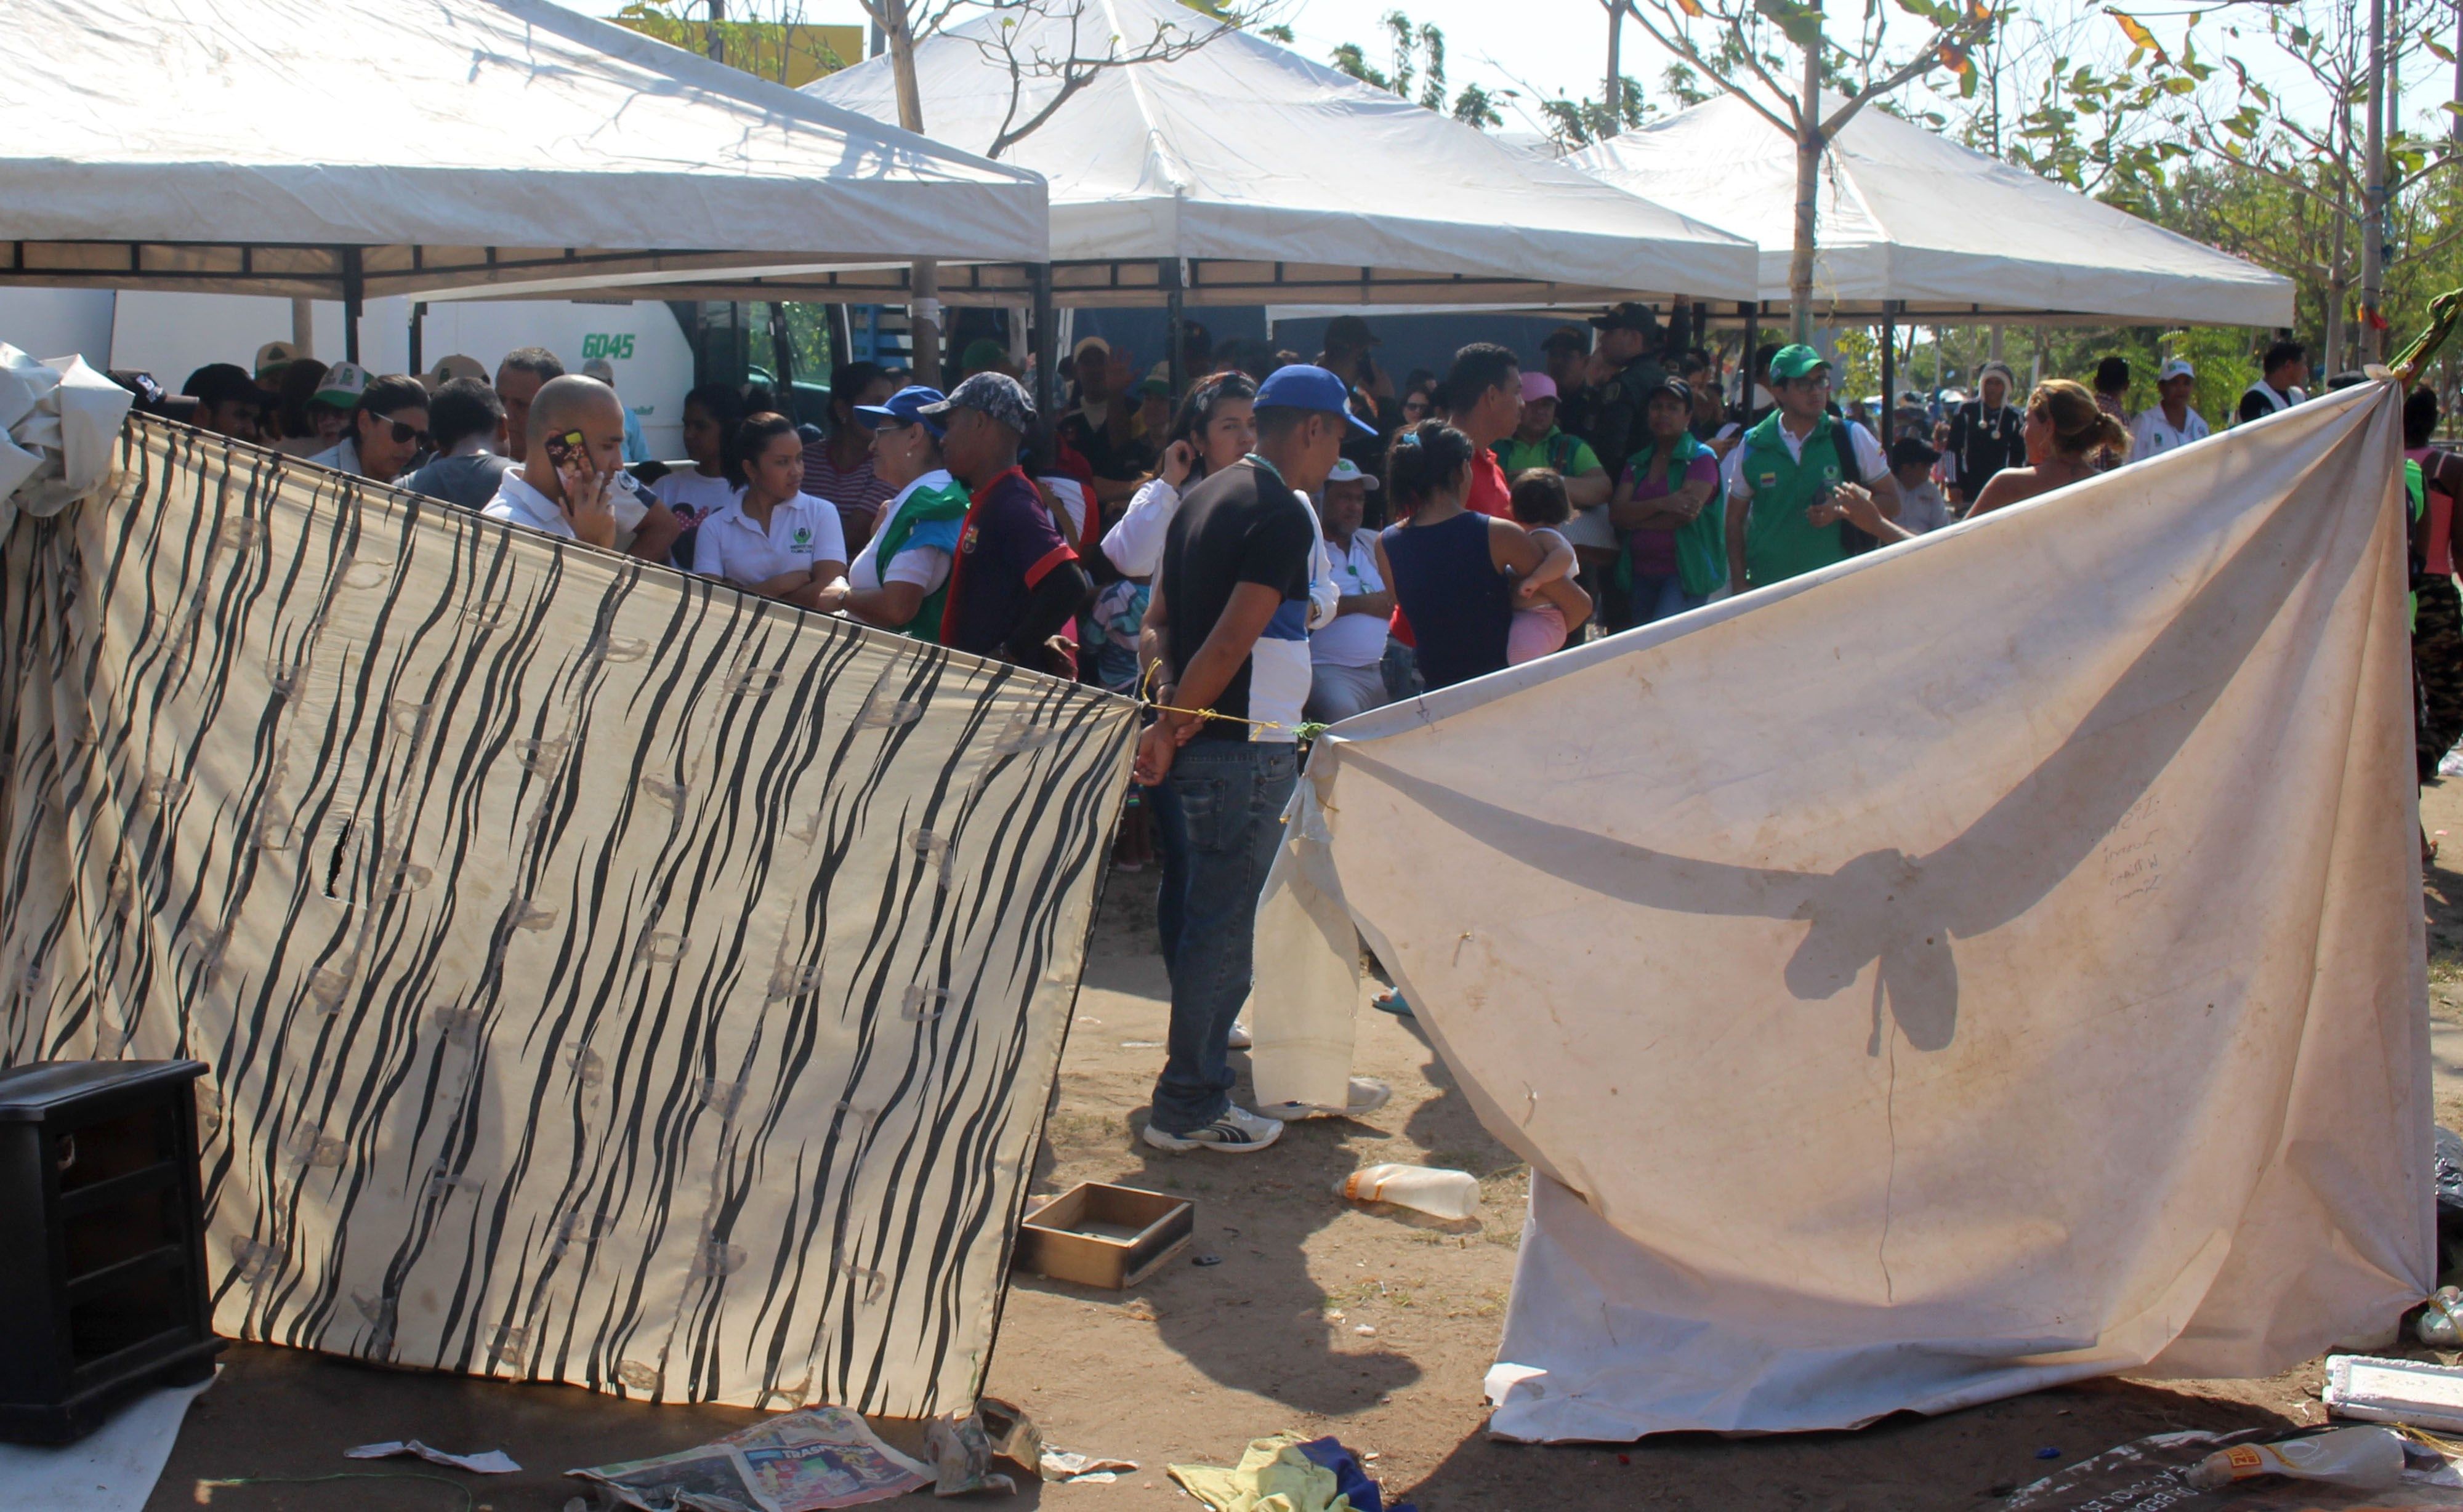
{"left": 1889, "top": 436, "right": 1954, "bottom": 534}
{"left": 1506, "top": 468, "right": 1581, "bottom": 665}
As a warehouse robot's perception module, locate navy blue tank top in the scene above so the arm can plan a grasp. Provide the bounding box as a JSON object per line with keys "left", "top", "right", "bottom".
{"left": 1383, "top": 512, "right": 1510, "bottom": 691}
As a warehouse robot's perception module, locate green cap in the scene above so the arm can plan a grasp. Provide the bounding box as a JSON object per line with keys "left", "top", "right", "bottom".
{"left": 959, "top": 337, "right": 1010, "bottom": 374}
{"left": 1768, "top": 344, "right": 1828, "bottom": 383}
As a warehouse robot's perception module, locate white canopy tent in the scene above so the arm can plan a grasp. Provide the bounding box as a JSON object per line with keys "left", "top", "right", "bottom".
{"left": 783, "top": 0, "right": 1757, "bottom": 311}
{"left": 0, "top": 0, "right": 1047, "bottom": 355}
{"left": 1571, "top": 95, "right": 2294, "bottom": 328}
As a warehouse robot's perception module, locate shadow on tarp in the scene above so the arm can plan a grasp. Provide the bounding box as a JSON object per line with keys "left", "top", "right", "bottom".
{"left": 1387, "top": 1377, "right": 2299, "bottom": 1512}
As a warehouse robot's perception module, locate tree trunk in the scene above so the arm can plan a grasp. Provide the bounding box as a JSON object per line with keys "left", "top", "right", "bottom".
{"left": 1603, "top": 0, "right": 1623, "bottom": 137}
{"left": 2361, "top": 0, "right": 2387, "bottom": 364}
{"left": 2328, "top": 180, "right": 2350, "bottom": 374}
{"left": 882, "top": 6, "right": 943, "bottom": 381}
{"left": 1786, "top": 27, "right": 1823, "bottom": 344}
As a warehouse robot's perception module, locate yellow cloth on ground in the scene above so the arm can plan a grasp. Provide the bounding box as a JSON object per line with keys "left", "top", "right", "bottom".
{"left": 1168, "top": 1434, "right": 1354, "bottom": 1512}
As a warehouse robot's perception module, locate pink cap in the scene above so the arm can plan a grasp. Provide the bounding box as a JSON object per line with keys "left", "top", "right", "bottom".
{"left": 1521, "top": 372, "right": 1558, "bottom": 403}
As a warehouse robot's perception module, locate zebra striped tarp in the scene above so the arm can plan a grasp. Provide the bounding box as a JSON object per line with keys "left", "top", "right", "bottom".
{"left": 0, "top": 416, "right": 1135, "bottom": 1415}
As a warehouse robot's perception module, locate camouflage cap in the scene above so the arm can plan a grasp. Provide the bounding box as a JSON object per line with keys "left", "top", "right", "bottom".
{"left": 920, "top": 371, "right": 1036, "bottom": 433}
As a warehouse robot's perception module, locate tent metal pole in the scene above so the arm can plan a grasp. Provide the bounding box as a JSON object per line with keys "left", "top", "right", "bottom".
{"left": 1030, "top": 263, "right": 1057, "bottom": 460}
{"left": 1738, "top": 302, "right": 1758, "bottom": 423}
{"left": 1879, "top": 301, "right": 1895, "bottom": 439}
{"left": 340, "top": 246, "right": 363, "bottom": 364}
{"left": 409, "top": 301, "right": 426, "bottom": 376}
{"left": 1162, "top": 257, "right": 1184, "bottom": 396}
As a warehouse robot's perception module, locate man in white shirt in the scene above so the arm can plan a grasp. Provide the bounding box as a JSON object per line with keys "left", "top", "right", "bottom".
{"left": 480, "top": 376, "right": 630, "bottom": 547}
{"left": 2131, "top": 358, "right": 2211, "bottom": 458}
{"left": 1307, "top": 459, "right": 1393, "bottom": 724}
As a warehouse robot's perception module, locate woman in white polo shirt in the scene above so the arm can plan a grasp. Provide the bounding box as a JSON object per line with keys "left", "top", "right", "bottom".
{"left": 691, "top": 412, "right": 849, "bottom": 606}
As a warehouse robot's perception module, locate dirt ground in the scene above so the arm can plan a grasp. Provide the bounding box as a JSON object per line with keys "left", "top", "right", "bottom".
{"left": 143, "top": 784, "right": 2463, "bottom": 1511}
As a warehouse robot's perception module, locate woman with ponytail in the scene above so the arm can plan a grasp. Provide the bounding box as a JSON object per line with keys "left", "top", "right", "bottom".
{"left": 1375, "top": 420, "right": 1591, "bottom": 691}
{"left": 1965, "top": 379, "right": 2130, "bottom": 520}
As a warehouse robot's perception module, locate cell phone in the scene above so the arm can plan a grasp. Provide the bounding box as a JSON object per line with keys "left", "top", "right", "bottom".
{"left": 542, "top": 430, "right": 585, "bottom": 469}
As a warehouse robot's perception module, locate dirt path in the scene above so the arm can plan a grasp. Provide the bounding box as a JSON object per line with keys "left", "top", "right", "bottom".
{"left": 147, "top": 787, "right": 2463, "bottom": 1511}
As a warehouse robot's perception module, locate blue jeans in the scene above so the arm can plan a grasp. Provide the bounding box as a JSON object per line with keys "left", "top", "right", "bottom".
{"left": 1630, "top": 571, "right": 1707, "bottom": 626}
{"left": 1147, "top": 739, "right": 1299, "bottom": 1133}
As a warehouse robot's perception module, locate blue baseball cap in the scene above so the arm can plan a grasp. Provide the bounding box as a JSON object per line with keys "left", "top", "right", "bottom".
{"left": 855, "top": 384, "right": 948, "bottom": 437}
{"left": 1256, "top": 364, "right": 1377, "bottom": 436}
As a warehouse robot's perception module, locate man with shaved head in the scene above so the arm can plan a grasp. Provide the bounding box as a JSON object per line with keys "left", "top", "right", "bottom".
{"left": 480, "top": 374, "right": 679, "bottom": 559}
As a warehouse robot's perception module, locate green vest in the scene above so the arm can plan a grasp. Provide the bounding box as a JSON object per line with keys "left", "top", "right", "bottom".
{"left": 1739, "top": 411, "right": 1850, "bottom": 589}
{"left": 1627, "top": 433, "right": 1727, "bottom": 598}
{"left": 871, "top": 478, "right": 972, "bottom": 645}
{"left": 2408, "top": 457, "right": 2427, "bottom": 632}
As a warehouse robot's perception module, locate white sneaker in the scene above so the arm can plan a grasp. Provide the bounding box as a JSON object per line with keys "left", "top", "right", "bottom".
{"left": 1142, "top": 1104, "right": 1284, "bottom": 1154}
{"left": 1227, "top": 1020, "right": 1253, "bottom": 1050}
{"left": 1256, "top": 1077, "right": 1393, "bottom": 1122}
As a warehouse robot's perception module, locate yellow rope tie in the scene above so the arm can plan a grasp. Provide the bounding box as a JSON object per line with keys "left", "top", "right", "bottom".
{"left": 1134, "top": 660, "right": 1326, "bottom": 741}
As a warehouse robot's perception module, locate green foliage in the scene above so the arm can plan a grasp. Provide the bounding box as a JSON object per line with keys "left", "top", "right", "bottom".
{"left": 1330, "top": 10, "right": 1486, "bottom": 122}
{"left": 1661, "top": 63, "right": 1712, "bottom": 109}
{"left": 1538, "top": 76, "right": 1649, "bottom": 149}
{"left": 746, "top": 302, "right": 832, "bottom": 385}
{"left": 1452, "top": 83, "right": 1506, "bottom": 129}
{"left": 613, "top": 0, "right": 852, "bottom": 85}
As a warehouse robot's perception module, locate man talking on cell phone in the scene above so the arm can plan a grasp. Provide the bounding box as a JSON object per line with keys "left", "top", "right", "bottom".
{"left": 480, "top": 374, "right": 630, "bottom": 547}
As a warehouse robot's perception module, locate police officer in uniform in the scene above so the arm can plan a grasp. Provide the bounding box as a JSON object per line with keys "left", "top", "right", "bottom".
{"left": 1570, "top": 302, "right": 1667, "bottom": 488}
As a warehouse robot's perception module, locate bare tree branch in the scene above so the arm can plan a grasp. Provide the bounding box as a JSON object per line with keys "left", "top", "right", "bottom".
{"left": 1622, "top": 3, "right": 1794, "bottom": 133}
{"left": 961, "top": 2, "right": 1235, "bottom": 158}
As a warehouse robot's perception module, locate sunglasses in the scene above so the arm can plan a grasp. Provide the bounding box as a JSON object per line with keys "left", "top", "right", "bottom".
{"left": 377, "top": 418, "right": 429, "bottom": 446}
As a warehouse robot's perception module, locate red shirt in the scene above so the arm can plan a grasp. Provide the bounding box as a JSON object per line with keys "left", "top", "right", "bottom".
{"left": 1391, "top": 447, "right": 1513, "bottom": 646}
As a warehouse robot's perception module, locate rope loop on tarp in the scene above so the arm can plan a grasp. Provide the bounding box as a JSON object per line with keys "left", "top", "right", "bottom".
{"left": 2392, "top": 289, "right": 2463, "bottom": 384}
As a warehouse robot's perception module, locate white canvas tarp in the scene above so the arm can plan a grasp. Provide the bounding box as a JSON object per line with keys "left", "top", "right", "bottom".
{"left": 0, "top": 0, "right": 1046, "bottom": 302}
{"left": 1251, "top": 381, "right": 2430, "bottom": 1438}
{"left": 1570, "top": 95, "right": 2294, "bottom": 326}
{"left": 800, "top": 0, "right": 1756, "bottom": 308}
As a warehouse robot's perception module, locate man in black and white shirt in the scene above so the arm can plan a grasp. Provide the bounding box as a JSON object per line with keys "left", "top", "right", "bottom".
{"left": 2236, "top": 339, "right": 2310, "bottom": 427}
{"left": 1944, "top": 361, "right": 2025, "bottom": 508}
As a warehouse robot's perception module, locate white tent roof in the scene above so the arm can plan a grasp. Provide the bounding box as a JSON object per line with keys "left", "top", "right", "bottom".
{"left": 1571, "top": 95, "right": 2293, "bottom": 327}
{"left": 0, "top": 0, "right": 1046, "bottom": 304}
{"left": 796, "top": 0, "right": 1756, "bottom": 308}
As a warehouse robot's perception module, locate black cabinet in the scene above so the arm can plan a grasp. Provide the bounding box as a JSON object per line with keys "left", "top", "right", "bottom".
{"left": 0, "top": 1060, "right": 223, "bottom": 1443}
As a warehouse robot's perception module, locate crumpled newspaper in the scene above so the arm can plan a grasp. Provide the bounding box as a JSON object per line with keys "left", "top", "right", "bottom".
{"left": 346, "top": 1439, "right": 522, "bottom": 1474}
{"left": 0, "top": 343, "right": 134, "bottom": 534}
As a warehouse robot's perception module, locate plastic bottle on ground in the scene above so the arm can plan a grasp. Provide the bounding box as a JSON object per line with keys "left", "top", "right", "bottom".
{"left": 2182, "top": 1427, "right": 2406, "bottom": 1491}
{"left": 1336, "top": 1164, "right": 1481, "bottom": 1221}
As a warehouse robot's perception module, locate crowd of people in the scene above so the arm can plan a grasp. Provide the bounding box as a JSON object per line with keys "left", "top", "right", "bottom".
{"left": 158, "top": 313, "right": 2459, "bottom": 1154}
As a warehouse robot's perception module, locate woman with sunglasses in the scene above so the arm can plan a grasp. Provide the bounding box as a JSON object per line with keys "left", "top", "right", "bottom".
{"left": 1398, "top": 377, "right": 1437, "bottom": 427}
{"left": 816, "top": 387, "right": 970, "bottom": 642}
{"left": 312, "top": 373, "right": 429, "bottom": 484}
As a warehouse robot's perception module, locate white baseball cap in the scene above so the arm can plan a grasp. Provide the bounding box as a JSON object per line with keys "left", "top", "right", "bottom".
{"left": 1324, "top": 457, "right": 1381, "bottom": 490}
{"left": 424, "top": 353, "right": 486, "bottom": 391}
{"left": 2158, "top": 358, "right": 2195, "bottom": 382}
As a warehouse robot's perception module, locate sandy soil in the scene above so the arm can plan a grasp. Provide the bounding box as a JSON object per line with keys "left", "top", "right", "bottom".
{"left": 142, "top": 785, "right": 2463, "bottom": 1511}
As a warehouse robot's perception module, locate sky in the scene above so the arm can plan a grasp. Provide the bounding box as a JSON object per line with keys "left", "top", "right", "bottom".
{"left": 556, "top": 0, "right": 1884, "bottom": 139}
{"left": 555, "top": 0, "right": 2445, "bottom": 148}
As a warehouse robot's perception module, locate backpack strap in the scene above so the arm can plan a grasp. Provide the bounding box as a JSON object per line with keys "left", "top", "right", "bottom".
{"left": 1549, "top": 431, "right": 1582, "bottom": 475}
{"left": 1830, "top": 419, "right": 1864, "bottom": 486}
{"left": 1830, "top": 420, "right": 1877, "bottom": 556}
